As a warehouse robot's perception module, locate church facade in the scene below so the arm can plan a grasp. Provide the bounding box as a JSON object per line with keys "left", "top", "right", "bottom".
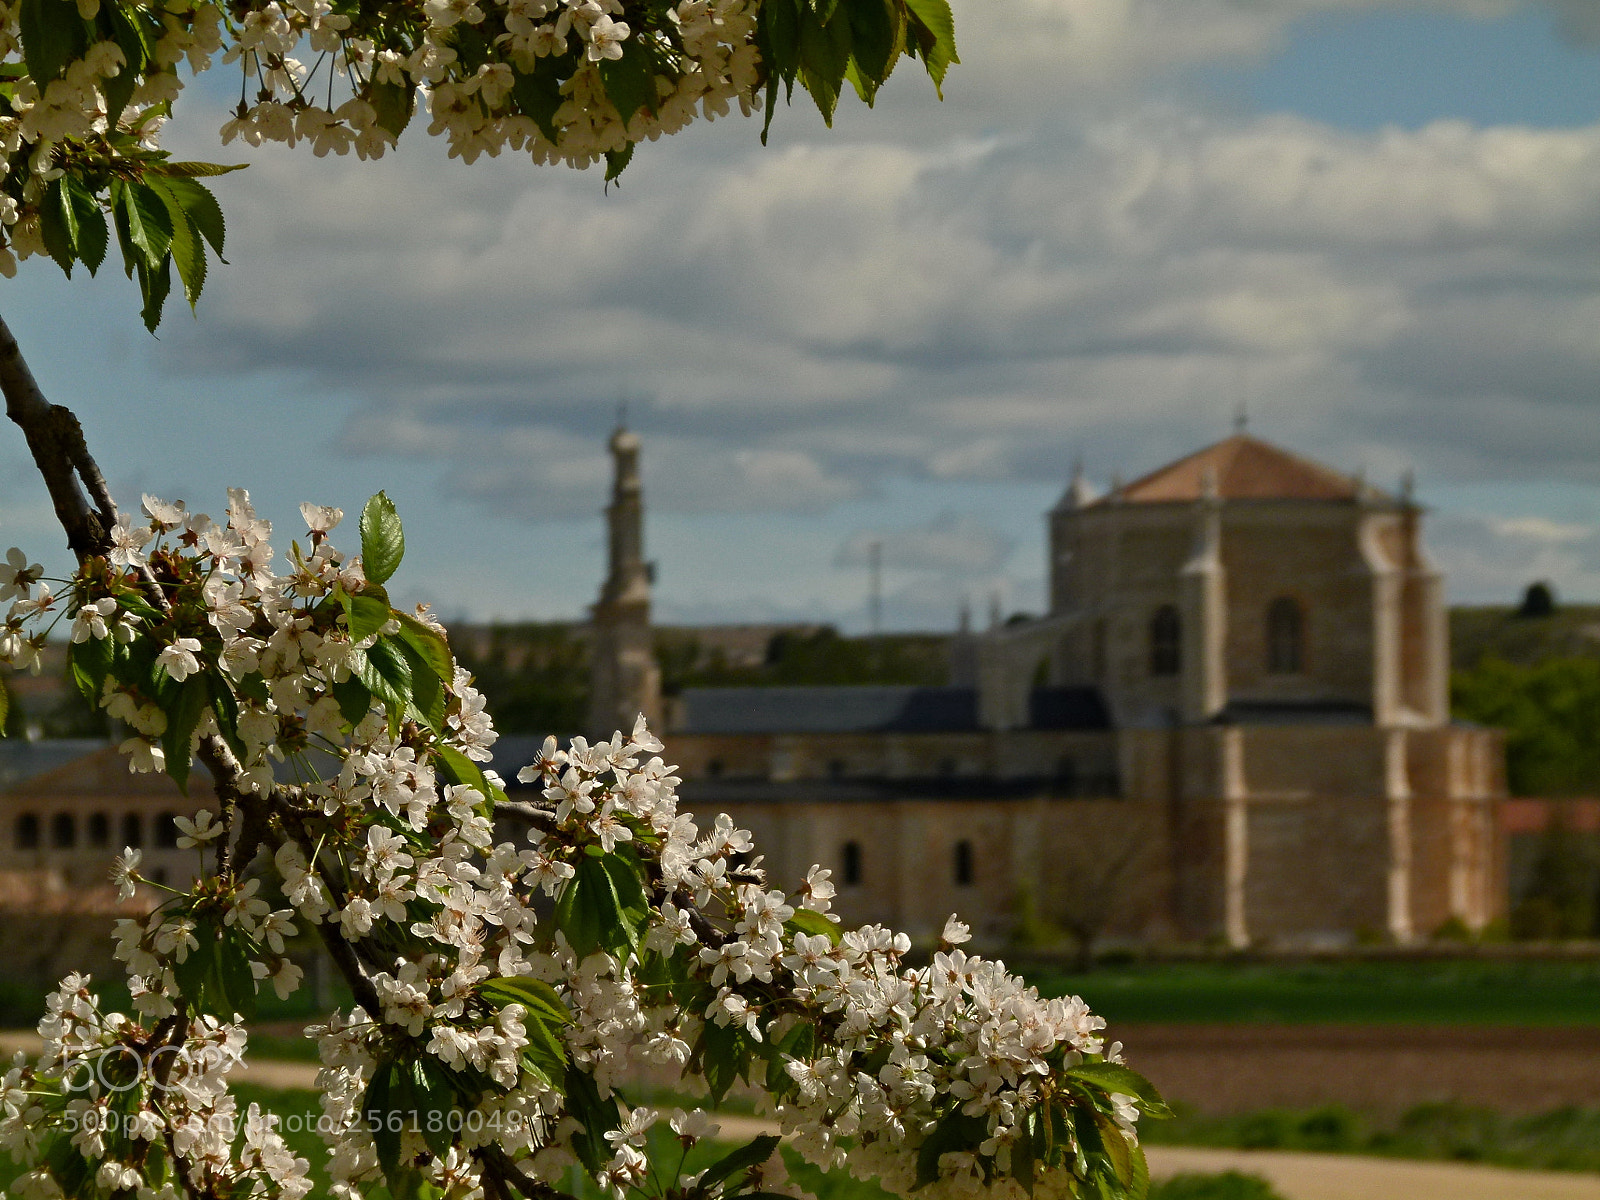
{"left": 587, "top": 427, "right": 1506, "bottom": 949}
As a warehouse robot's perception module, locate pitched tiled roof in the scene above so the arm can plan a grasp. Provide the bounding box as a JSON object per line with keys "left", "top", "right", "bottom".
{"left": 1108, "top": 434, "right": 1370, "bottom": 504}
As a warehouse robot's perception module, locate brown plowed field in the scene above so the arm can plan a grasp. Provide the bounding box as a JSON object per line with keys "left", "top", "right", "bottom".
{"left": 1110, "top": 1023, "right": 1600, "bottom": 1115}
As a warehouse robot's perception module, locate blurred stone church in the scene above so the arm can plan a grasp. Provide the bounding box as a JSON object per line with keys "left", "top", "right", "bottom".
{"left": 585, "top": 423, "right": 1506, "bottom": 950}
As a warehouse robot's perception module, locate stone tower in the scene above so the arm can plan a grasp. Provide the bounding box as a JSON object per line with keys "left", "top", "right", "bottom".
{"left": 587, "top": 423, "right": 662, "bottom": 738}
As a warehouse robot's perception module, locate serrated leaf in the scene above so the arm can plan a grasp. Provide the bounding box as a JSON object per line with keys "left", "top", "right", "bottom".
{"left": 394, "top": 611, "right": 453, "bottom": 683}
{"left": 161, "top": 675, "right": 209, "bottom": 795}
{"left": 798, "top": 7, "right": 853, "bottom": 124}
{"left": 66, "top": 635, "right": 111, "bottom": 704}
{"left": 39, "top": 179, "right": 75, "bottom": 275}
{"left": 134, "top": 251, "right": 172, "bottom": 332}
{"left": 599, "top": 45, "right": 655, "bottom": 129}
{"left": 1090, "top": 1108, "right": 1132, "bottom": 1188}
{"left": 351, "top": 638, "right": 413, "bottom": 735}
{"left": 435, "top": 742, "right": 506, "bottom": 806}
{"left": 362, "top": 1060, "right": 404, "bottom": 1181}
{"left": 1064, "top": 1063, "right": 1172, "bottom": 1118}
{"left": 396, "top": 635, "right": 445, "bottom": 732}
{"left": 845, "top": 0, "right": 901, "bottom": 100}
{"left": 410, "top": 1057, "right": 458, "bottom": 1158}
{"left": 360, "top": 492, "right": 405, "bottom": 585}
{"left": 368, "top": 81, "right": 415, "bottom": 137}
{"left": 331, "top": 675, "right": 373, "bottom": 726}
{"left": 480, "top": 976, "right": 571, "bottom": 1027}
{"left": 700, "top": 1012, "right": 752, "bottom": 1106}
{"left": 699, "top": 1135, "right": 781, "bottom": 1194}
{"left": 18, "top": 0, "right": 85, "bottom": 85}
{"left": 914, "top": 1109, "right": 987, "bottom": 1189}
{"left": 149, "top": 161, "right": 249, "bottom": 178}
{"left": 152, "top": 175, "right": 227, "bottom": 257}
{"left": 147, "top": 176, "right": 205, "bottom": 309}
{"left": 563, "top": 1063, "right": 620, "bottom": 1174}
{"left": 119, "top": 182, "right": 174, "bottom": 264}
{"left": 901, "top": 0, "right": 957, "bottom": 93}
{"left": 341, "top": 588, "right": 392, "bottom": 643}
{"left": 511, "top": 67, "right": 564, "bottom": 144}
{"left": 604, "top": 141, "right": 634, "bottom": 185}
{"left": 64, "top": 178, "right": 107, "bottom": 275}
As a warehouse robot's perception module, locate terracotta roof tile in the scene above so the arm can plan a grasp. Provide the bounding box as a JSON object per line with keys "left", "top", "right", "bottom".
{"left": 1108, "top": 435, "right": 1367, "bottom": 504}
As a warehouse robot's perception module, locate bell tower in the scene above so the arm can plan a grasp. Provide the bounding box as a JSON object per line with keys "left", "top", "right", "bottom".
{"left": 587, "top": 422, "right": 662, "bottom": 737}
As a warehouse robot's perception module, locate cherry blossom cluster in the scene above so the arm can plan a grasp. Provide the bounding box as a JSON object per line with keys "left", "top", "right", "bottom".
{"left": 0, "top": 493, "right": 1156, "bottom": 1200}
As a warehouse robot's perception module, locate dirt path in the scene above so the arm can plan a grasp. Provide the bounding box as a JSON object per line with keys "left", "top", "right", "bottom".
{"left": 1111, "top": 1023, "right": 1600, "bottom": 1115}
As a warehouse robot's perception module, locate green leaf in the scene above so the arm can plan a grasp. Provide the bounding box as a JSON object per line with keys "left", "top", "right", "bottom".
{"left": 845, "top": 0, "right": 901, "bottom": 101}
{"left": 914, "top": 1109, "right": 987, "bottom": 1190}
{"left": 18, "top": 0, "right": 85, "bottom": 85}
{"left": 215, "top": 925, "right": 258, "bottom": 1020}
{"left": 351, "top": 637, "right": 413, "bottom": 734}
{"left": 757, "top": 0, "right": 801, "bottom": 143}
{"left": 435, "top": 742, "right": 507, "bottom": 806}
{"left": 395, "top": 611, "right": 453, "bottom": 682}
{"left": 698, "top": 1135, "right": 781, "bottom": 1195}
{"left": 362, "top": 1060, "right": 404, "bottom": 1181}
{"left": 368, "top": 80, "right": 416, "bottom": 137}
{"left": 66, "top": 635, "right": 111, "bottom": 704}
{"left": 901, "top": 0, "right": 957, "bottom": 93}
{"left": 206, "top": 672, "right": 246, "bottom": 761}
{"left": 149, "top": 160, "right": 249, "bottom": 179}
{"left": 134, "top": 252, "right": 172, "bottom": 333}
{"left": 161, "top": 675, "right": 209, "bottom": 795}
{"left": 1127, "top": 1141, "right": 1150, "bottom": 1200}
{"left": 147, "top": 176, "right": 206, "bottom": 309}
{"left": 396, "top": 635, "right": 445, "bottom": 732}
{"left": 102, "top": 2, "right": 149, "bottom": 125}
{"left": 410, "top": 1057, "right": 459, "bottom": 1158}
{"left": 798, "top": 7, "right": 854, "bottom": 124}
{"left": 341, "top": 586, "right": 393, "bottom": 643}
{"left": 331, "top": 675, "right": 373, "bottom": 726}
{"left": 39, "top": 179, "right": 75, "bottom": 275}
{"left": 784, "top": 907, "right": 842, "bottom": 945}
{"left": 563, "top": 1063, "right": 620, "bottom": 1175}
{"left": 118, "top": 181, "right": 174, "bottom": 264}
{"left": 360, "top": 491, "right": 405, "bottom": 585}
{"left": 597, "top": 848, "right": 650, "bottom": 956}
{"left": 599, "top": 46, "right": 656, "bottom": 128}
{"left": 63, "top": 178, "right": 107, "bottom": 275}
{"left": 604, "top": 141, "right": 634, "bottom": 185}
{"left": 554, "top": 859, "right": 603, "bottom": 959}
{"left": 152, "top": 175, "right": 227, "bottom": 257}
{"left": 511, "top": 67, "right": 564, "bottom": 144}
{"left": 1065, "top": 1063, "right": 1172, "bottom": 1119}
{"left": 480, "top": 976, "right": 572, "bottom": 1028}
{"left": 700, "top": 1012, "right": 753, "bottom": 1106}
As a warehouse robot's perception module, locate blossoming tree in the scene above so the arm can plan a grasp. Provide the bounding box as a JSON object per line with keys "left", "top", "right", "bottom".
{"left": 0, "top": 5, "right": 1169, "bottom": 1199}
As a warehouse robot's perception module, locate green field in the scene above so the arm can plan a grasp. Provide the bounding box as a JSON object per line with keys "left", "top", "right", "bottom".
{"left": 1023, "top": 956, "right": 1600, "bottom": 1026}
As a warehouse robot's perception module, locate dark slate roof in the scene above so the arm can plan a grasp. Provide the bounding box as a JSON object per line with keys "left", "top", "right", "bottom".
{"left": 1216, "top": 699, "right": 1373, "bottom": 725}
{"left": 0, "top": 739, "right": 110, "bottom": 791}
{"left": 682, "top": 686, "right": 980, "bottom": 735}
{"left": 1029, "top": 687, "right": 1112, "bottom": 730}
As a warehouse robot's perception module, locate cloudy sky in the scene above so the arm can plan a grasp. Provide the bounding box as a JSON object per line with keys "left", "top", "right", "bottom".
{"left": 4, "top": 0, "right": 1600, "bottom": 630}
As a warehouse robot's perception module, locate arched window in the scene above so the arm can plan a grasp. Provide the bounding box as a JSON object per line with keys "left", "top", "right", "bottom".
{"left": 841, "top": 841, "right": 862, "bottom": 886}
{"left": 953, "top": 840, "right": 975, "bottom": 887}
{"left": 51, "top": 813, "right": 76, "bottom": 848}
{"left": 88, "top": 813, "right": 110, "bottom": 847}
{"left": 1267, "top": 597, "right": 1305, "bottom": 675}
{"left": 1149, "top": 606, "right": 1181, "bottom": 676}
{"left": 153, "top": 812, "right": 179, "bottom": 849}
{"left": 15, "top": 813, "right": 39, "bottom": 850}
{"left": 121, "top": 813, "right": 144, "bottom": 849}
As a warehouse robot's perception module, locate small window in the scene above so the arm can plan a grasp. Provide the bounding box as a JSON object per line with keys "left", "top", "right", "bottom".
{"left": 938, "top": 757, "right": 957, "bottom": 778}
{"left": 15, "top": 813, "right": 39, "bottom": 850}
{"left": 841, "top": 841, "right": 862, "bottom": 886}
{"left": 953, "top": 840, "right": 975, "bottom": 887}
{"left": 88, "top": 813, "right": 110, "bottom": 848}
{"left": 1267, "top": 597, "right": 1305, "bottom": 674}
{"left": 827, "top": 759, "right": 846, "bottom": 780}
{"left": 1150, "top": 605, "right": 1181, "bottom": 676}
{"left": 121, "top": 813, "right": 144, "bottom": 849}
{"left": 706, "top": 759, "right": 725, "bottom": 779}
{"left": 153, "top": 813, "right": 179, "bottom": 849}
{"left": 51, "top": 813, "right": 76, "bottom": 849}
